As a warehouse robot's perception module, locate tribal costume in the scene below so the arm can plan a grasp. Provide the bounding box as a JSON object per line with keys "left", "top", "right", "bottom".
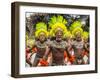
{"left": 82, "top": 31, "right": 89, "bottom": 64}
{"left": 71, "top": 22, "right": 84, "bottom": 64}
{"left": 26, "top": 39, "right": 35, "bottom": 67}
{"left": 43, "top": 15, "right": 71, "bottom": 66}
{"left": 32, "top": 22, "right": 49, "bottom": 66}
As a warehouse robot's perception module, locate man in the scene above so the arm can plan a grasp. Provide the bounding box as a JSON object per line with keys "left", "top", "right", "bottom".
{"left": 82, "top": 31, "right": 89, "bottom": 64}
{"left": 31, "top": 22, "right": 49, "bottom": 66}
{"left": 43, "top": 23, "right": 71, "bottom": 66}
{"left": 71, "top": 27, "right": 84, "bottom": 64}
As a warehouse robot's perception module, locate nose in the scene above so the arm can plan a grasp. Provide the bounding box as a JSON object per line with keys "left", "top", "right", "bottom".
{"left": 58, "top": 32, "right": 62, "bottom": 36}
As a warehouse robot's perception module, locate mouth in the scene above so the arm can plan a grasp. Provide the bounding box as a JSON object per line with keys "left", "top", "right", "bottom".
{"left": 57, "top": 36, "right": 62, "bottom": 39}
{"left": 56, "top": 37, "right": 62, "bottom": 41}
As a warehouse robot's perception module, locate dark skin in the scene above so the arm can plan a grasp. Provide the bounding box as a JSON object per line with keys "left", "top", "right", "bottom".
{"left": 43, "top": 29, "right": 70, "bottom": 65}
{"left": 84, "top": 38, "right": 89, "bottom": 53}
{"left": 32, "top": 32, "right": 47, "bottom": 66}
{"left": 72, "top": 31, "right": 84, "bottom": 64}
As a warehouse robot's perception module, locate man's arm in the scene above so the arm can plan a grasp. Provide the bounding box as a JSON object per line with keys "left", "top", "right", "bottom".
{"left": 84, "top": 43, "right": 89, "bottom": 52}
{"left": 65, "top": 42, "right": 72, "bottom": 57}
{"left": 43, "top": 46, "right": 51, "bottom": 60}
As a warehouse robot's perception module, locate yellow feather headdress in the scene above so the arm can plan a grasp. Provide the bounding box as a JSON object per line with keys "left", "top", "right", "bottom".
{"left": 48, "top": 15, "right": 67, "bottom": 29}
{"left": 63, "top": 31, "right": 72, "bottom": 39}
{"left": 35, "top": 22, "right": 48, "bottom": 38}
{"left": 72, "top": 27, "right": 83, "bottom": 36}
{"left": 70, "top": 20, "right": 82, "bottom": 31}
{"left": 36, "top": 22, "right": 47, "bottom": 30}
{"left": 70, "top": 20, "right": 83, "bottom": 36}
{"left": 82, "top": 31, "right": 89, "bottom": 39}
{"left": 26, "top": 39, "right": 35, "bottom": 48}
{"left": 35, "top": 29, "right": 48, "bottom": 38}
{"left": 49, "top": 15, "right": 68, "bottom": 37}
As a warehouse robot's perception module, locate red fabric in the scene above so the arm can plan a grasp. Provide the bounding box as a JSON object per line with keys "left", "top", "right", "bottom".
{"left": 82, "top": 50, "right": 88, "bottom": 56}
{"left": 39, "top": 59, "right": 48, "bottom": 66}
{"left": 32, "top": 47, "right": 37, "bottom": 53}
{"left": 26, "top": 48, "right": 30, "bottom": 59}
{"left": 69, "top": 55, "right": 75, "bottom": 63}
{"left": 26, "top": 48, "right": 30, "bottom": 54}
{"left": 84, "top": 51, "right": 88, "bottom": 56}
{"left": 64, "top": 51, "right": 69, "bottom": 59}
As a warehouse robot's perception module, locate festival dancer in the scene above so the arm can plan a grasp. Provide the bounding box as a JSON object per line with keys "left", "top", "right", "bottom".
{"left": 42, "top": 15, "right": 71, "bottom": 66}
{"left": 26, "top": 38, "right": 35, "bottom": 67}
{"left": 82, "top": 31, "right": 89, "bottom": 64}
{"left": 63, "top": 31, "right": 75, "bottom": 64}
{"left": 71, "top": 27, "right": 85, "bottom": 64}
{"left": 31, "top": 22, "right": 49, "bottom": 66}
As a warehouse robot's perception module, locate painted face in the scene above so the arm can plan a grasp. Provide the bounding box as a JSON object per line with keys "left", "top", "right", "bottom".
{"left": 55, "top": 28, "right": 63, "bottom": 41}
{"left": 75, "top": 31, "right": 81, "bottom": 41}
{"left": 38, "top": 32, "right": 46, "bottom": 42}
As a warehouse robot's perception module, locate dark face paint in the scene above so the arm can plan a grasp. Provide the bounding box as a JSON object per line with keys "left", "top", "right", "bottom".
{"left": 75, "top": 31, "right": 81, "bottom": 41}
{"left": 39, "top": 32, "right": 46, "bottom": 43}
{"left": 55, "top": 30, "right": 63, "bottom": 42}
